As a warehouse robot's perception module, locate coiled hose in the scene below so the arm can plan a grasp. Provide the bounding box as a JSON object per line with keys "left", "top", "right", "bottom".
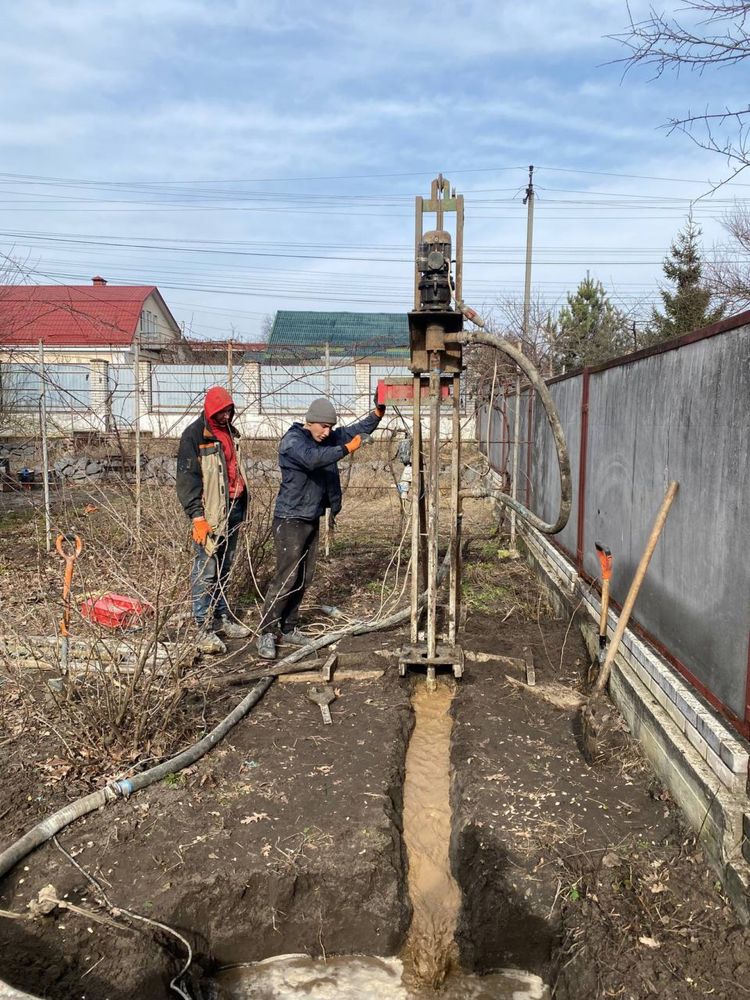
{"left": 456, "top": 328, "right": 572, "bottom": 535}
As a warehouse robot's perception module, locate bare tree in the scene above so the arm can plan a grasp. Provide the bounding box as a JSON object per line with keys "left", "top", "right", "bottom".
{"left": 463, "top": 295, "right": 558, "bottom": 403}
{"left": 708, "top": 204, "right": 750, "bottom": 310}
{"left": 614, "top": 2, "right": 750, "bottom": 179}
{"left": 261, "top": 313, "right": 275, "bottom": 341}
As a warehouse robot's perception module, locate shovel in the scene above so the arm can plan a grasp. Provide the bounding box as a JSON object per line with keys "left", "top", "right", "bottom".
{"left": 582, "top": 482, "right": 678, "bottom": 764}
{"left": 55, "top": 532, "right": 83, "bottom": 675}
{"left": 307, "top": 684, "right": 336, "bottom": 725}
{"left": 591, "top": 542, "right": 613, "bottom": 683}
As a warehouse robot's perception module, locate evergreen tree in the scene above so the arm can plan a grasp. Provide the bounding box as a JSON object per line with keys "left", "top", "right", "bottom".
{"left": 550, "top": 274, "right": 629, "bottom": 371}
{"left": 648, "top": 218, "right": 724, "bottom": 343}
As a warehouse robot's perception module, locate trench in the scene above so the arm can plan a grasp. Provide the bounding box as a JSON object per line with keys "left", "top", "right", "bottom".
{"left": 215, "top": 678, "right": 549, "bottom": 1000}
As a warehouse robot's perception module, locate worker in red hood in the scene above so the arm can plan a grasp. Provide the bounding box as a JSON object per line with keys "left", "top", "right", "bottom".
{"left": 177, "top": 386, "right": 251, "bottom": 654}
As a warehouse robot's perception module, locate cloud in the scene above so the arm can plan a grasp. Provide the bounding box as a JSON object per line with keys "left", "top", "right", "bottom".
{"left": 0, "top": 0, "right": 745, "bottom": 336}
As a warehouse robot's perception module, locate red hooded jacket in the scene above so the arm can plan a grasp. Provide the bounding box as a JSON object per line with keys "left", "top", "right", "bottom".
{"left": 204, "top": 386, "right": 245, "bottom": 499}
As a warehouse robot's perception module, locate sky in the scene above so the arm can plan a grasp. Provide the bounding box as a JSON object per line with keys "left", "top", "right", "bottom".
{"left": 1, "top": 0, "right": 748, "bottom": 341}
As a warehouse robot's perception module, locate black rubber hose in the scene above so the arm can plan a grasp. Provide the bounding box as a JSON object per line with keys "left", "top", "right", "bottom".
{"left": 456, "top": 329, "right": 572, "bottom": 535}
{"left": 0, "top": 551, "right": 452, "bottom": 881}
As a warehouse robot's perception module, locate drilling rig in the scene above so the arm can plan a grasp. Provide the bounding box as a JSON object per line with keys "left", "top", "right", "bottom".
{"left": 397, "top": 175, "right": 467, "bottom": 687}
{"left": 378, "top": 174, "right": 571, "bottom": 689}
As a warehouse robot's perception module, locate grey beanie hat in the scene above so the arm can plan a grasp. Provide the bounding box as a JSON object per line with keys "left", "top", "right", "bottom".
{"left": 305, "top": 397, "right": 338, "bottom": 425}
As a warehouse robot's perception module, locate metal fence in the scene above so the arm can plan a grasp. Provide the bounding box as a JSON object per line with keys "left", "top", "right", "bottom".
{"left": 151, "top": 364, "right": 245, "bottom": 412}
{"left": 0, "top": 363, "right": 91, "bottom": 412}
{"left": 0, "top": 357, "right": 414, "bottom": 433}
{"left": 260, "top": 363, "right": 358, "bottom": 414}
{"left": 109, "top": 364, "right": 135, "bottom": 425}
{"left": 478, "top": 318, "right": 750, "bottom": 737}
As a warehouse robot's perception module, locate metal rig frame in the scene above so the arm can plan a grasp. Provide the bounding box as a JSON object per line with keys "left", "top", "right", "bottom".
{"left": 398, "top": 175, "right": 465, "bottom": 686}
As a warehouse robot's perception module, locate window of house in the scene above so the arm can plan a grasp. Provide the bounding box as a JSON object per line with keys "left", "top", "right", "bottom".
{"left": 139, "top": 309, "right": 158, "bottom": 339}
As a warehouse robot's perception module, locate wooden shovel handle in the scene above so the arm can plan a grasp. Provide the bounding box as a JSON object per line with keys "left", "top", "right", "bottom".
{"left": 592, "top": 481, "right": 679, "bottom": 696}
{"left": 598, "top": 578, "right": 610, "bottom": 638}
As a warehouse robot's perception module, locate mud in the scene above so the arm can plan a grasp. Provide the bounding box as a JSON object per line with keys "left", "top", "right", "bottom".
{"left": 402, "top": 682, "right": 459, "bottom": 988}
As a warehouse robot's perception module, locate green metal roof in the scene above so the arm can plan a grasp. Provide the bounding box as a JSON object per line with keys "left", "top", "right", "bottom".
{"left": 267, "top": 311, "right": 408, "bottom": 358}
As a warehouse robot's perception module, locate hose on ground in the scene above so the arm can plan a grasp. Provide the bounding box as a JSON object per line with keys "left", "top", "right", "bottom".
{"left": 456, "top": 328, "right": 572, "bottom": 535}
{"left": 0, "top": 550, "right": 451, "bottom": 882}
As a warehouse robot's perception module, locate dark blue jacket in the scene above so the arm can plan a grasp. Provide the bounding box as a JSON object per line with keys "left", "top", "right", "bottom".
{"left": 274, "top": 412, "right": 381, "bottom": 521}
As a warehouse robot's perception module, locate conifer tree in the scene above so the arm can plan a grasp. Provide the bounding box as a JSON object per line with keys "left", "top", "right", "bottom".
{"left": 550, "top": 274, "right": 629, "bottom": 371}
{"left": 648, "top": 218, "right": 724, "bottom": 343}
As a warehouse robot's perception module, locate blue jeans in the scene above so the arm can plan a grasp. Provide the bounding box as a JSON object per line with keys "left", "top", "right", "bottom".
{"left": 191, "top": 495, "right": 246, "bottom": 627}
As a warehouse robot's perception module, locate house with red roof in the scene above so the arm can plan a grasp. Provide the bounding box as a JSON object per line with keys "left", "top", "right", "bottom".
{"left": 0, "top": 277, "right": 182, "bottom": 363}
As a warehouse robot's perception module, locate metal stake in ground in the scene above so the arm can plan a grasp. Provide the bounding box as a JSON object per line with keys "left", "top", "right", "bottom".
{"left": 582, "top": 481, "right": 678, "bottom": 764}
{"left": 56, "top": 532, "right": 83, "bottom": 675}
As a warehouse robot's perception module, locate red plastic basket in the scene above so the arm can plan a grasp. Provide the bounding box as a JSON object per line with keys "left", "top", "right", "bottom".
{"left": 80, "top": 593, "right": 153, "bottom": 629}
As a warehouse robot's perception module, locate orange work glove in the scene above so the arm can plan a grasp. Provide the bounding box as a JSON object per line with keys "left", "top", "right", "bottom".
{"left": 344, "top": 434, "right": 362, "bottom": 455}
{"left": 192, "top": 517, "right": 212, "bottom": 545}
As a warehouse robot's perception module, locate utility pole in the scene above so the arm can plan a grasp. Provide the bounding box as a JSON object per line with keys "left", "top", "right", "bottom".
{"left": 511, "top": 165, "right": 534, "bottom": 550}
{"left": 522, "top": 165, "right": 535, "bottom": 346}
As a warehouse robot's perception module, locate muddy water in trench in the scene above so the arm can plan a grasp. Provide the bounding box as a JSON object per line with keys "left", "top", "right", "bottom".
{"left": 401, "top": 681, "right": 460, "bottom": 987}
{"left": 216, "top": 680, "right": 549, "bottom": 1000}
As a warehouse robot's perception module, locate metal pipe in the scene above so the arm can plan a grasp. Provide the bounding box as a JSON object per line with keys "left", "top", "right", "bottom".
{"left": 133, "top": 338, "right": 141, "bottom": 543}
{"left": 426, "top": 356, "right": 441, "bottom": 659}
{"left": 410, "top": 375, "right": 422, "bottom": 643}
{"left": 448, "top": 374, "right": 461, "bottom": 644}
{"left": 38, "top": 341, "right": 51, "bottom": 553}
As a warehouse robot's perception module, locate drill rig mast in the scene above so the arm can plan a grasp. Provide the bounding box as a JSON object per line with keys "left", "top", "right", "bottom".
{"left": 399, "top": 176, "right": 465, "bottom": 686}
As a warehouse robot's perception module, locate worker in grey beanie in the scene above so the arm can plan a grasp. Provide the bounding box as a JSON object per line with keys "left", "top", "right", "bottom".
{"left": 256, "top": 393, "right": 386, "bottom": 659}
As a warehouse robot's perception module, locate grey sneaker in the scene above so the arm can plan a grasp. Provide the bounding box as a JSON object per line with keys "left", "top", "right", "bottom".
{"left": 256, "top": 632, "right": 277, "bottom": 660}
{"left": 280, "top": 628, "right": 314, "bottom": 647}
{"left": 217, "top": 615, "right": 252, "bottom": 639}
{"left": 197, "top": 631, "right": 227, "bottom": 656}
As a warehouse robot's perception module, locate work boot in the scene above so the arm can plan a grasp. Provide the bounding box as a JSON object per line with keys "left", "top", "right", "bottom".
{"left": 280, "top": 628, "right": 314, "bottom": 647}
{"left": 256, "top": 632, "right": 277, "bottom": 660}
{"left": 196, "top": 631, "right": 227, "bottom": 656}
{"left": 217, "top": 615, "right": 252, "bottom": 639}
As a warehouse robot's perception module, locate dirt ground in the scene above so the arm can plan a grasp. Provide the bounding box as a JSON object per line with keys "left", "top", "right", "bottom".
{"left": 0, "top": 469, "right": 749, "bottom": 999}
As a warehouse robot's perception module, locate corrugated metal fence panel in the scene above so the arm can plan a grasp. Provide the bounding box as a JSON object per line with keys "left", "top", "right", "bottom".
{"left": 47, "top": 365, "right": 91, "bottom": 410}
{"left": 0, "top": 363, "right": 90, "bottom": 411}
{"left": 151, "top": 365, "right": 238, "bottom": 412}
{"left": 261, "top": 364, "right": 358, "bottom": 413}
{"left": 109, "top": 365, "right": 135, "bottom": 426}
{"left": 583, "top": 327, "right": 750, "bottom": 719}
{"left": 476, "top": 327, "right": 750, "bottom": 724}
{"left": 533, "top": 376, "right": 582, "bottom": 556}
